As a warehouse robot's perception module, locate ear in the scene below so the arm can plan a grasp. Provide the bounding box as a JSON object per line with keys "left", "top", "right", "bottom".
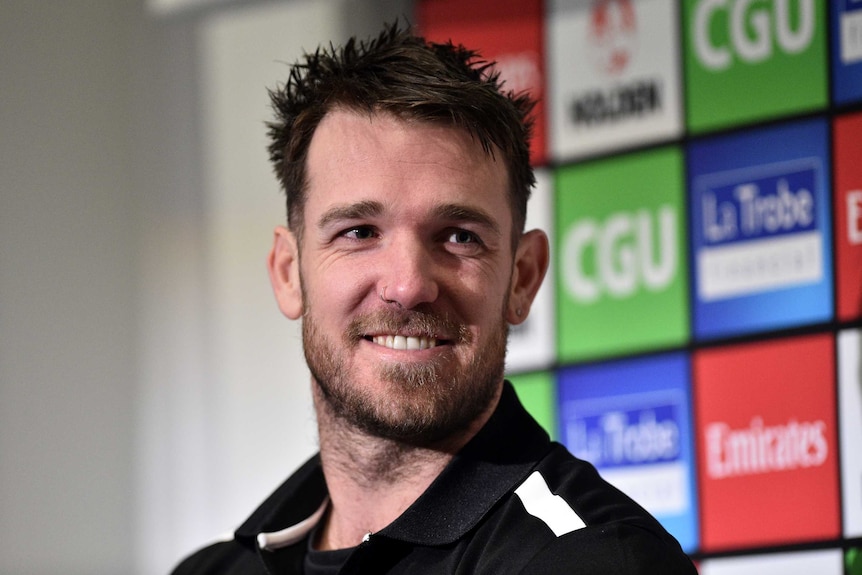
{"left": 267, "top": 226, "right": 304, "bottom": 320}
{"left": 506, "top": 229, "right": 550, "bottom": 325}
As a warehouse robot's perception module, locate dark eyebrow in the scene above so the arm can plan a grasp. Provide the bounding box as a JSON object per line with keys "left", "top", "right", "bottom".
{"left": 317, "top": 200, "right": 384, "bottom": 229}
{"left": 316, "top": 200, "right": 502, "bottom": 237}
{"left": 433, "top": 204, "right": 501, "bottom": 236}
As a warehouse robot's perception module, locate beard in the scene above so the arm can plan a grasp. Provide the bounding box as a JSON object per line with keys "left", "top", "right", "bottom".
{"left": 302, "top": 304, "right": 508, "bottom": 446}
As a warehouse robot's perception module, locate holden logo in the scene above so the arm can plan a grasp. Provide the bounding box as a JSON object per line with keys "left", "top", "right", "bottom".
{"left": 589, "top": 0, "right": 638, "bottom": 76}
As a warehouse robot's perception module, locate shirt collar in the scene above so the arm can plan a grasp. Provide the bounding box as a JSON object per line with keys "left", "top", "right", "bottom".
{"left": 234, "top": 454, "right": 327, "bottom": 548}
{"left": 235, "top": 381, "right": 551, "bottom": 549}
{"left": 378, "top": 381, "right": 551, "bottom": 545}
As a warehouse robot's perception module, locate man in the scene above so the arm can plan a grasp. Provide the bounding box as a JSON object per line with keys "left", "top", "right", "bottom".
{"left": 173, "top": 23, "right": 697, "bottom": 574}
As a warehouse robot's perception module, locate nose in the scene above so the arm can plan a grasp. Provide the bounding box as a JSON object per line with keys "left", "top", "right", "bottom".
{"left": 378, "top": 235, "right": 440, "bottom": 309}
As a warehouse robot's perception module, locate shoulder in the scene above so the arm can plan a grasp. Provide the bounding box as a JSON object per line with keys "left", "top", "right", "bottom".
{"left": 517, "top": 521, "right": 698, "bottom": 574}
{"left": 508, "top": 444, "right": 697, "bottom": 574}
{"left": 532, "top": 444, "right": 669, "bottom": 530}
{"left": 170, "top": 538, "right": 264, "bottom": 575}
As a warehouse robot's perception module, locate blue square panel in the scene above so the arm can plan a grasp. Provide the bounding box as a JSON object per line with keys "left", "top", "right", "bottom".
{"left": 688, "top": 118, "right": 833, "bottom": 340}
{"left": 558, "top": 353, "right": 698, "bottom": 552}
{"left": 832, "top": 0, "right": 862, "bottom": 104}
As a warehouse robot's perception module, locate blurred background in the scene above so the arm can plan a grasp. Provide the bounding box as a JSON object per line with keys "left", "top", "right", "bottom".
{"left": 1, "top": 1, "right": 413, "bottom": 573}
{"left": 2, "top": 1, "right": 860, "bottom": 574}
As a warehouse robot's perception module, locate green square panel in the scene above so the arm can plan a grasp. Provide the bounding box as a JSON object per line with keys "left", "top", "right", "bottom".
{"left": 509, "top": 371, "right": 557, "bottom": 441}
{"left": 848, "top": 548, "right": 862, "bottom": 575}
{"left": 555, "top": 147, "right": 689, "bottom": 362}
{"left": 683, "top": 0, "right": 827, "bottom": 133}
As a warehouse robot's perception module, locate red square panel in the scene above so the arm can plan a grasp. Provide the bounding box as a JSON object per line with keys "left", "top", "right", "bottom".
{"left": 694, "top": 334, "right": 839, "bottom": 552}
{"left": 834, "top": 112, "right": 862, "bottom": 321}
{"left": 417, "top": 0, "right": 547, "bottom": 165}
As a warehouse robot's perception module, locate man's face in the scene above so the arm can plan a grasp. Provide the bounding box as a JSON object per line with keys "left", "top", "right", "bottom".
{"left": 274, "top": 110, "right": 525, "bottom": 444}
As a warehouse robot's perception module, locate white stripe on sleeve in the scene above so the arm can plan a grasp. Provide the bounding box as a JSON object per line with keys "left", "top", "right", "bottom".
{"left": 514, "top": 471, "right": 587, "bottom": 537}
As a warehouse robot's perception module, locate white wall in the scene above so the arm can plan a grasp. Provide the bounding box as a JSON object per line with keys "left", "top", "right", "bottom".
{"left": 0, "top": 1, "right": 410, "bottom": 573}
{"left": 0, "top": 2, "right": 138, "bottom": 573}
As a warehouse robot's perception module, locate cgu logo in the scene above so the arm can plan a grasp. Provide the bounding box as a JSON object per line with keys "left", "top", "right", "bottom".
{"left": 562, "top": 206, "right": 677, "bottom": 303}
{"left": 693, "top": 0, "right": 815, "bottom": 70}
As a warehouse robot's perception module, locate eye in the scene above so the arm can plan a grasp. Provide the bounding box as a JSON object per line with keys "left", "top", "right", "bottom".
{"left": 342, "top": 226, "right": 377, "bottom": 240}
{"left": 447, "top": 229, "right": 480, "bottom": 245}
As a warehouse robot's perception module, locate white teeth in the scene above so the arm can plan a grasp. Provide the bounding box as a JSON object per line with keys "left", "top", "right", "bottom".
{"left": 372, "top": 335, "right": 438, "bottom": 350}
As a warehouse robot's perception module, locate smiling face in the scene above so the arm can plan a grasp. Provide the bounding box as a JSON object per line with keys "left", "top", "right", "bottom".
{"left": 268, "top": 109, "right": 547, "bottom": 445}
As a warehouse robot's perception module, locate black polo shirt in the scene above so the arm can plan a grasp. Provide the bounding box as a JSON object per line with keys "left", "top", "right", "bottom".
{"left": 171, "top": 382, "right": 697, "bottom": 574}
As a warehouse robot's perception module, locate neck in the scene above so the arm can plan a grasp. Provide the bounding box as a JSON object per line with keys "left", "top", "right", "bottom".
{"left": 311, "top": 381, "right": 500, "bottom": 550}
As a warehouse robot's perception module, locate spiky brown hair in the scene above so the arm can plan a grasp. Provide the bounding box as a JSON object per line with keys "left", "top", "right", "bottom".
{"left": 267, "top": 22, "right": 536, "bottom": 241}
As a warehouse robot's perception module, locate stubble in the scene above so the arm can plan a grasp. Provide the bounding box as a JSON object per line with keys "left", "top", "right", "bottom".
{"left": 302, "top": 305, "right": 508, "bottom": 446}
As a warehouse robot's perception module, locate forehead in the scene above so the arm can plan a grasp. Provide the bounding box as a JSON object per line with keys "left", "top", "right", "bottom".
{"left": 302, "top": 109, "right": 511, "bottom": 227}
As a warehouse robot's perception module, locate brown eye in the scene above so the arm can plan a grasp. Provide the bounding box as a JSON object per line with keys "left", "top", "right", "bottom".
{"left": 344, "top": 226, "right": 376, "bottom": 240}
{"left": 448, "top": 230, "right": 479, "bottom": 244}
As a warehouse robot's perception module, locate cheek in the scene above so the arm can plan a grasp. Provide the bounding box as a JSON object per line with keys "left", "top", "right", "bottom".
{"left": 451, "top": 268, "right": 512, "bottom": 325}
{"left": 303, "top": 264, "right": 373, "bottom": 319}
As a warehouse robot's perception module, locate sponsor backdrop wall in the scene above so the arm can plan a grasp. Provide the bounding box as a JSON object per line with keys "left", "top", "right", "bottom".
{"left": 420, "top": 0, "right": 861, "bottom": 571}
